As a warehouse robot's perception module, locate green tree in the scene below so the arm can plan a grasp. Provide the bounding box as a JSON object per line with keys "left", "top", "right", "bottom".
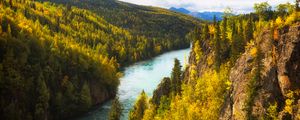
{"left": 34, "top": 73, "right": 50, "bottom": 120}
{"left": 277, "top": 3, "right": 294, "bottom": 16}
{"left": 214, "top": 22, "right": 221, "bottom": 71}
{"left": 201, "top": 24, "right": 209, "bottom": 40}
{"left": 230, "top": 23, "right": 239, "bottom": 64}
{"left": 221, "top": 16, "right": 228, "bottom": 42}
{"left": 78, "top": 82, "right": 92, "bottom": 112}
{"left": 157, "top": 96, "right": 170, "bottom": 115}
{"left": 296, "top": 0, "right": 300, "bottom": 11}
{"left": 109, "top": 97, "right": 123, "bottom": 120}
{"left": 129, "top": 91, "right": 148, "bottom": 120}
{"left": 171, "top": 58, "right": 182, "bottom": 94}
{"left": 213, "top": 15, "right": 217, "bottom": 25}
{"left": 254, "top": 2, "right": 272, "bottom": 20}
{"left": 244, "top": 18, "right": 254, "bottom": 43}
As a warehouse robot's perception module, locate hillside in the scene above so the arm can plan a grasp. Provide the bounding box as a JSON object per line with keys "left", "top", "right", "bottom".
{"left": 41, "top": 0, "right": 203, "bottom": 64}
{"left": 129, "top": 2, "right": 300, "bottom": 120}
{"left": 0, "top": 0, "right": 201, "bottom": 119}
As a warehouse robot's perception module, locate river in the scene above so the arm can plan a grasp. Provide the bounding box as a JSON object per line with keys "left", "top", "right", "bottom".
{"left": 78, "top": 48, "right": 190, "bottom": 120}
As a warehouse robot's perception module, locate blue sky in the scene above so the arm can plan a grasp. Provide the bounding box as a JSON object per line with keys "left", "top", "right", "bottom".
{"left": 119, "top": 0, "right": 294, "bottom": 13}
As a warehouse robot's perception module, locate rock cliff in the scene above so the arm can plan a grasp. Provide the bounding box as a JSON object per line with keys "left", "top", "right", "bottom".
{"left": 219, "top": 23, "right": 300, "bottom": 119}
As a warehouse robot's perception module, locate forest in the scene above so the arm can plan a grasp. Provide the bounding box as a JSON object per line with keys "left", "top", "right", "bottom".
{"left": 0, "top": 0, "right": 200, "bottom": 119}
{"left": 127, "top": 1, "right": 300, "bottom": 120}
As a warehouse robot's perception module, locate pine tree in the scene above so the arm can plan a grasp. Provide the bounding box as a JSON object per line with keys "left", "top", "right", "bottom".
{"left": 109, "top": 97, "right": 123, "bottom": 120}
{"left": 129, "top": 91, "right": 148, "bottom": 120}
{"left": 296, "top": 0, "right": 300, "bottom": 11}
{"left": 221, "top": 17, "right": 227, "bottom": 41}
{"left": 171, "top": 58, "right": 182, "bottom": 94}
{"left": 213, "top": 15, "right": 217, "bottom": 25}
{"left": 230, "top": 23, "right": 238, "bottom": 64}
{"left": 201, "top": 24, "right": 209, "bottom": 40}
{"left": 79, "top": 82, "right": 92, "bottom": 112}
{"left": 34, "top": 73, "right": 50, "bottom": 120}
{"left": 214, "top": 22, "right": 221, "bottom": 71}
{"left": 244, "top": 18, "right": 254, "bottom": 43}
{"left": 238, "top": 19, "right": 246, "bottom": 52}
{"left": 254, "top": 2, "right": 272, "bottom": 20}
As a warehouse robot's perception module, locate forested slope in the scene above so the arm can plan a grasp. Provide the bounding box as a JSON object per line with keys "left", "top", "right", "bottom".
{"left": 41, "top": 0, "right": 202, "bottom": 64}
{"left": 129, "top": 2, "right": 300, "bottom": 120}
{"left": 0, "top": 0, "right": 200, "bottom": 119}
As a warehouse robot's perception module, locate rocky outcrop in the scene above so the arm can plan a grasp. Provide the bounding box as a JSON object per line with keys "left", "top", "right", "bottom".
{"left": 90, "top": 80, "right": 115, "bottom": 105}
{"left": 276, "top": 24, "right": 300, "bottom": 96}
{"left": 219, "top": 23, "right": 300, "bottom": 119}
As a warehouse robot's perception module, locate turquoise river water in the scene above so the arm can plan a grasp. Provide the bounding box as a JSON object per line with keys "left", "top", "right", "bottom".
{"left": 78, "top": 48, "right": 190, "bottom": 120}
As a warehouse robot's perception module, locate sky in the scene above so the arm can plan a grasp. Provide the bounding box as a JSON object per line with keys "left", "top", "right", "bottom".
{"left": 118, "top": 0, "right": 294, "bottom": 13}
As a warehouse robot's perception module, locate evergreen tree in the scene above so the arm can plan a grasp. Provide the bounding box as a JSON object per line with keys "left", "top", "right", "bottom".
{"left": 238, "top": 19, "right": 246, "bottom": 52}
{"left": 157, "top": 96, "right": 170, "bottom": 115}
{"left": 34, "top": 73, "right": 50, "bottom": 120}
{"left": 129, "top": 91, "right": 148, "bottom": 120}
{"left": 109, "top": 97, "right": 123, "bottom": 120}
{"left": 221, "top": 17, "right": 228, "bottom": 42}
{"left": 213, "top": 15, "right": 217, "bottom": 25}
{"left": 171, "top": 58, "right": 182, "bottom": 94}
{"left": 230, "top": 23, "right": 239, "bottom": 64}
{"left": 296, "top": 0, "right": 300, "bottom": 11}
{"left": 78, "top": 82, "right": 92, "bottom": 112}
{"left": 254, "top": 2, "right": 272, "bottom": 20}
{"left": 201, "top": 24, "right": 209, "bottom": 40}
{"left": 214, "top": 23, "right": 221, "bottom": 71}
{"left": 244, "top": 18, "right": 254, "bottom": 43}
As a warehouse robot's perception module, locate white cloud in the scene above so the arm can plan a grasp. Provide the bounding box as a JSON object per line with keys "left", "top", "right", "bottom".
{"left": 118, "top": 0, "right": 295, "bottom": 13}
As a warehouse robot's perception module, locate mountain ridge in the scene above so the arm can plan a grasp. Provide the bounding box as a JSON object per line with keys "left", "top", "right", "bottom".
{"left": 169, "top": 7, "right": 224, "bottom": 21}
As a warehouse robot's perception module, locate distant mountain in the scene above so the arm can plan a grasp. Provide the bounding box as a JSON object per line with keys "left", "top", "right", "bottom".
{"left": 190, "top": 11, "right": 224, "bottom": 21}
{"left": 169, "top": 7, "right": 224, "bottom": 21}
{"left": 169, "top": 7, "right": 191, "bottom": 14}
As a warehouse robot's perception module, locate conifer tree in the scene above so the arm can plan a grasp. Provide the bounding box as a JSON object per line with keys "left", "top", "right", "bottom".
{"left": 109, "top": 97, "right": 123, "bottom": 120}
{"left": 129, "top": 91, "right": 148, "bottom": 120}
{"left": 221, "top": 17, "right": 228, "bottom": 41}
{"left": 34, "top": 73, "right": 50, "bottom": 120}
{"left": 202, "top": 24, "right": 209, "bottom": 40}
{"left": 254, "top": 2, "right": 272, "bottom": 20}
{"left": 213, "top": 15, "right": 217, "bottom": 27}
{"left": 244, "top": 18, "right": 254, "bottom": 42}
{"left": 171, "top": 58, "right": 182, "bottom": 94}
{"left": 230, "top": 23, "right": 238, "bottom": 64}
{"left": 296, "top": 0, "right": 300, "bottom": 11}
{"left": 79, "top": 82, "right": 92, "bottom": 112}
{"left": 214, "top": 22, "right": 221, "bottom": 71}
